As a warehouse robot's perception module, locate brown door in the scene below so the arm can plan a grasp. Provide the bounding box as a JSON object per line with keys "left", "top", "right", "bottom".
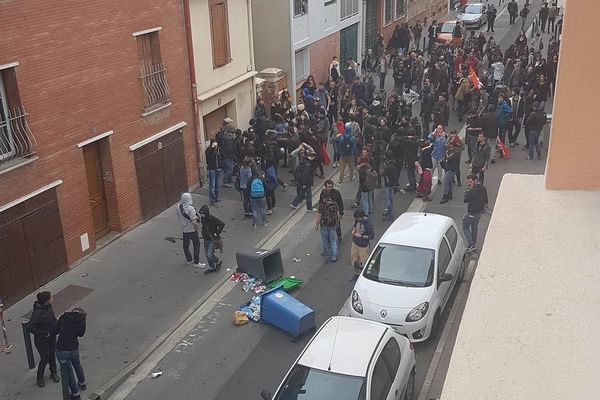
{"left": 0, "top": 222, "right": 33, "bottom": 306}
{"left": 203, "top": 106, "right": 228, "bottom": 141}
{"left": 134, "top": 130, "right": 188, "bottom": 220}
{"left": 83, "top": 143, "right": 110, "bottom": 238}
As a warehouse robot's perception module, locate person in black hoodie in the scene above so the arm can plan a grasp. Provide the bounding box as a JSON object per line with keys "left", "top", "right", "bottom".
{"left": 198, "top": 205, "right": 225, "bottom": 274}
{"left": 54, "top": 308, "right": 87, "bottom": 400}
{"left": 382, "top": 151, "right": 400, "bottom": 221}
{"left": 27, "top": 291, "right": 60, "bottom": 387}
{"left": 440, "top": 144, "right": 461, "bottom": 203}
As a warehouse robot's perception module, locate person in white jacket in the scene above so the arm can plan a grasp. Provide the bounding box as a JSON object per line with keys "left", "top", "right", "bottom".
{"left": 491, "top": 60, "right": 505, "bottom": 85}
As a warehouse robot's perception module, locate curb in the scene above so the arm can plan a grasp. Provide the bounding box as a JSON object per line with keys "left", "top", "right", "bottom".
{"left": 89, "top": 167, "right": 339, "bottom": 400}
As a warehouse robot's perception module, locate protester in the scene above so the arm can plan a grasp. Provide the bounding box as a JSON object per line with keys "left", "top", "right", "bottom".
{"left": 462, "top": 174, "right": 488, "bottom": 252}
{"left": 315, "top": 188, "right": 340, "bottom": 263}
{"left": 54, "top": 308, "right": 87, "bottom": 400}
{"left": 205, "top": 139, "right": 221, "bottom": 207}
{"left": 198, "top": 205, "right": 225, "bottom": 274}
{"left": 176, "top": 193, "right": 202, "bottom": 268}
{"left": 350, "top": 210, "right": 374, "bottom": 281}
{"left": 28, "top": 291, "right": 59, "bottom": 388}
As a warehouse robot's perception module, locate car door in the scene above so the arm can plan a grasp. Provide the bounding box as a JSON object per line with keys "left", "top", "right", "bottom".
{"left": 436, "top": 237, "right": 453, "bottom": 310}
{"left": 368, "top": 336, "right": 402, "bottom": 400}
{"left": 444, "top": 225, "right": 461, "bottom": 289}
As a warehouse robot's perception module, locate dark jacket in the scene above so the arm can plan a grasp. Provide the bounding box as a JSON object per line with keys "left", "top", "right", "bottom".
{"left": 295, "top": 158, "right": 314, "bottom": 186}
{"left": 27, "top": 302, "right": 57, "bottom": 338}
{"left": 319, "top": 188, "right": 344, "bottom": 216}
{"left": 205, "top": 146, "right": 221, "bottom": 170}
{"left": 480, "top": 112, "right": 499, "bottom": 139}
{"left": 401, "top": 136, "right": 419, "bottom": 165}
{"left": 199, "top": 210, "right": 225, "bottom": 240}
{"left": 419, "top": 143, "right": 433, "bottom": 169}
{"left": 383, "top": 159, "right": 400, "bottom": 187}
{"left": 472, "top": 141, "right": 491, "bottom": 168}
{"left": 445, "top": 149, "right": 461, "bottom": 172}
{"left": 464, "top": 183, "right": 488, "bottom": 213}
{"left": 352, "top": 219, "right": 374, "bottom": 248}
{"left": 358, "top": 164, "right": 371, "bottom": 192}
{"left": 525, "top": 110, "right": 547, "bottom": 131}
{"left": 54, "top": 311, "right": 86, "bottom": 351}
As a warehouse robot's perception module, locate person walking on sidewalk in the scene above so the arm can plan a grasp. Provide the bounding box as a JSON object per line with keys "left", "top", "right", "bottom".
{"left": 198, "top": 205, "right": 225, "bottom": 274}
{"left": 27, "top": 291, "right": 60, "bottom": 388}
{"left": 440, "top": 144, "right": 461, "bottom": 204}
{"left": 428, "top": 125, "right": 448, "bottom": 186}
{"left": 539, "top": 3, "right": 549, "bottom": 33}
{"left": 205, "top": 139, "right": 221, "bottom": 207}
{"left": 471, "top": 133, "right": 491, "bottom": 184}
{"left": 462, "top": 174, "right": 488, "bottom": 252}
{"left": 319, "top": 179, "right": 345, "bottom": 243}
{"left": 350, "top": 210, "right": 374, "bottom": 281}
{"left": 382, "top": 150, "right": 400, "bottom": 221}
{"left": 520, "top": 4, "right": 530, "bottom": 32}
{"left": 315, "top": 190, "right": 340, "bottom": 263}
{"left": 508, "top": 0, "right": 519, "bottom": 25}
{"left": 177, "top": 193, "right": 202, "bottom": 268}
{"left": 291, "top": 146, "right": 316, "bottom": 211}
{"left": 524, "top": 101, "right": 547, "bottom": 160}
{"left": 547, "top": 3, "right": 558, "bottom": 33}
{"left": 54, "top": 308, "right": 87, "bottom": 400}
{"left": 486, "top": 5, "right": 497, "bottom": 32}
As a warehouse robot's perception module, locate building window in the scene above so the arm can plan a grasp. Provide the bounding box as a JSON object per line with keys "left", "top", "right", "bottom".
{"left": 341, "top": 0, "right": 359, "bottom": 20}
{"left": 136, "top": 32, "right": 171, "bottom": 113}
{"left": 0, "top": 66, "right": 36, "bottom": 165}
{"left": 209, "top": 0, "right": 232, "bottom": 68}
{"left": 395, "top": 0, "right": 406, "bottom": 19}
{"left": 384, "top": 0, "right": 393, "bottom": 26}
{"left": 294, "top": 0, "right": 308, "bottom": 17}
{"left": 294, "top": 48, "right": 309, "bottom": 83}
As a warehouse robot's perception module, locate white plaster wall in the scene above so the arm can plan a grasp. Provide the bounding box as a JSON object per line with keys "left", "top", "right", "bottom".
{"left": 190, "top": 0, "right": 253, "bottom": 95}
{"left": 441, "top": 174, "right": 600, "bottom": 400}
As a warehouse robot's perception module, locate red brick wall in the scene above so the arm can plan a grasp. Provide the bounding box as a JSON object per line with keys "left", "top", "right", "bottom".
{"left": 309, "top": 32, "right": 340, "bottom": 85}
{"left": 0, "top": 0, "right": 197, "bottom": 265}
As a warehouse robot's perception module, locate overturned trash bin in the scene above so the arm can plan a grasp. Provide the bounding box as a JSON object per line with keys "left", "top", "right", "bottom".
{"left": 260, "top": 288, "right": 315, "bottom": 342}
{"left": 236, "top": 248, "right": 284, "bottom": 283}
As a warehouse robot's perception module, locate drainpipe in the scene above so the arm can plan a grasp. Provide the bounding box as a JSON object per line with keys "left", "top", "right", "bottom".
{"left": 183, "top": 0, "right": 204, "bottom": 186}
{"left": 247, "top": 0, "right": 257, "bottom": 107}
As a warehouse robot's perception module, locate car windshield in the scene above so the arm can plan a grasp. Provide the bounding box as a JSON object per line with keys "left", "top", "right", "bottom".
{"left": 363, "top": 244, "right": 435, "bottom": 287}
{"left": 440, "top": 23, "right": 456, "bottom": 33}
{"left": 274, "top": 364, "right": 366, "bottom": 400}
{"left": 460, "top": 4, "right": 482, "bottom": 14}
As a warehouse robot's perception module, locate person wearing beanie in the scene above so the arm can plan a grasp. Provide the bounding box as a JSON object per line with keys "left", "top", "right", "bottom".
{"left": 27, "top": 291, "right": 60, "bottom": 388}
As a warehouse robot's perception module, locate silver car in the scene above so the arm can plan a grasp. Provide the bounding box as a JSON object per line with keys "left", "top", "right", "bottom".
{"left": 457, "top": 3, "right": 486, "bottom": 29}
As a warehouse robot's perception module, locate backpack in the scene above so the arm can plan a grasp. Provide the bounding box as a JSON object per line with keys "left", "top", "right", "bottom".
{"left": 340, "top": 135, "right": 353, "bottom": 156}
{"left": 320, "top": 198, "right": 339, "bottom": 227}
{"left": 365, "top": 167, "right": 378, "bottom": 191}
{"left": 250, "top": 178, "right": 265, "bottom": 198}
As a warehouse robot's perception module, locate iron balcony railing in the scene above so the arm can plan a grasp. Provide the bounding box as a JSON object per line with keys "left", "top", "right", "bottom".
{"left": 0, "top": 106, "right": 36, "bottom": 164}
{"left": 139, "top": 63, "right": 171, "bottom": 111}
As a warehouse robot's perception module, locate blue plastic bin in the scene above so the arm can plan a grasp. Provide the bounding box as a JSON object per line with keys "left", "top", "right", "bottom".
{"left": 260, "top": 288, "right": 316, "bottom": 342}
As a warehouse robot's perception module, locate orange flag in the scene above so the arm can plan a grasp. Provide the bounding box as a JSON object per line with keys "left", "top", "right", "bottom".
{"left": 469, "top": 67, "right": 480, "bottom": 90}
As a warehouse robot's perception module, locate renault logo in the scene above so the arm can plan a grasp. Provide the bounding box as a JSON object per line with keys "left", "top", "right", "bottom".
{"left": 380, "top": 310, "right": 387, "bottom": 318}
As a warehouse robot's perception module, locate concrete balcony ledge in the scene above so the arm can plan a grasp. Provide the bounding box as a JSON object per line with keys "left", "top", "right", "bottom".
{"left": 441, "top": 174, "right": 600, "bottom": 400}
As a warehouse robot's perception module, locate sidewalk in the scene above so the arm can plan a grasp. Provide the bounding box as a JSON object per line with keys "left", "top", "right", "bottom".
{"left": 0, "top": 171, "right": 325, "bottom": 400}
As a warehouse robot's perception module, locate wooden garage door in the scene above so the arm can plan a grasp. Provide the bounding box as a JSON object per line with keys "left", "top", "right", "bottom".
{"left": 0, "top": 188, "right": 67, "bottom": 307}
{"left": 134, "top": 130, "right": 188, "bottom": 220}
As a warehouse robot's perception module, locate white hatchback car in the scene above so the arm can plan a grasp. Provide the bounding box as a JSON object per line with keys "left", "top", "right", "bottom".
{"left": 262, "top": 316, "right": 416, "bottom": 400}
{"left": 349, "top": 212, "right": 467, "bottom": 342}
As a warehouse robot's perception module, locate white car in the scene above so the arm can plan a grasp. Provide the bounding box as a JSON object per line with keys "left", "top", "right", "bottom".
{"left": 262, "top": 316, "right": 416, "bottom": 400}
{"left": 457, "top": 3, "right": 487, "bottom": 29}
{"left": 349, "top": 213, "right": 467, "bottom": 343}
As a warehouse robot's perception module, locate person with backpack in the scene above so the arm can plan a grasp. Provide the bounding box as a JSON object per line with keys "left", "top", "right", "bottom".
{"left": 176, "top": 193, "right": 202, "bottom": 268}
{"left": 382, "top": 151, "right": 400, "bottom": 221}
{"left": 290, "top": 145, "right": 316, "bottom": 212}
{"left": 524, "top": 101, "right": 547, "bottom": 160}
{"left": 27, "top": 291, "right": 59, "bottom": 388}
{"left": 319, "top": 179, "right": 344, "bottom": 243}
{"left": 337, "top": 124, "right": 357, "bottom": 184}
{"left": 358, "top": 155, "right": 377, "bottom": 217}
{"left": 315, "top": 190, "right": 340, "bottom": 263}
{"left": 249, "top": 172, "right": 268, "bottom": 228}
{"left": 54, "top": 307, "right": 87, "bottom": 400}
{"left": 350, "top": 210, "right": 375, "bottom": 281}
{"left": 198, "top": 205, "right": 225, "bottom": 274}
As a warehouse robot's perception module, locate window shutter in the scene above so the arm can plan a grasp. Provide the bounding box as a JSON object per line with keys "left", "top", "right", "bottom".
{"left": 209, "top": 0, "right": 231, "bottom": 68}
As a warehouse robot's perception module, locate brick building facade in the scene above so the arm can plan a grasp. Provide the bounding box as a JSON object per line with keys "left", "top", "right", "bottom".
{"left": 0, "top": 0, "right": 198, "bottom": 305}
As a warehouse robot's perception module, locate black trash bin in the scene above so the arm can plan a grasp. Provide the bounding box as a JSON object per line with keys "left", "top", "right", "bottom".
{"left": 236, "top": 248, "right": 284, "bottom": 283}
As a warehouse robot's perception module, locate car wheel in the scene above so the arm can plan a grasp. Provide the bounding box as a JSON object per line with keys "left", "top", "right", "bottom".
{"left": 404, "top": 370, "right": 415, "bottom": 400}
{"left": 429, "top": 310, "right": 441, "bottom": 341}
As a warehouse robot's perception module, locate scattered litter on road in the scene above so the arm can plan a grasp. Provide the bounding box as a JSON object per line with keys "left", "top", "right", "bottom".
{"left": 292, "top": 258, "right": 302, "bottom": 263}
{"left": 290, "top": 275, "right": 296, "bottom": 279}
{"left": 268, "top": 277, "right": 304, "bottom": 291}
{"left": 400, "top": 189, "right": 406, "bottom": 194}
{"left": 80, "top": 273, "right": 88, "bottom": 278}
{"left": 231, "top": 272, "right": 268, "bottom": 293}
{"left": 226, "top": 268, "right": 232, "bottom": 272}
{"left": 151, "top": 370, "right": 163, "bottom": 379}
{"left": 195, "top": 263, "right": 207, "bottom": 268}
{"left": 233, "top": 310, "right": 249, "bottom": 326}
{"left": 239, "top": 296, "right": 261, "bottom": 322}
{"left": 306, "top": 253, "right": 311, "bottom": 256}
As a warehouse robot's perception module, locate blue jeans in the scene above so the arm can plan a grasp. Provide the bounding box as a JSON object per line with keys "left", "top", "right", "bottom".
{"left": 462, "top": 212, "right": 481, "bottom": 247}
{"left": 208, "top": 169, "right": 220, "bottom": 204}
{"left": 56, "top": 349, "right": 85, "bottom": 396}
{"left": 250, "top": 197, "right": 267, "bottom": 225}
{"left": 221, "top": 158, "right": 234, "bottom": 184}
{"left": 528, "top": 130, "right": 542, "bottom": 158}
{"left": 320, "top": 226, "right": 338, "bottom": 261}
{"left": 332, "top": 140, "right": 340, "bottom": 163}
{"left": 443, "top": 170, "right": 456, "bottom": 197}
{"left": 384, "top": 186, "right": 394, "bottom": 219}
{"left": 204, "top": 240, "right": 220, "bottom": 270}
{"left": 361, "top": 191, "right": 372, "bottom": 216}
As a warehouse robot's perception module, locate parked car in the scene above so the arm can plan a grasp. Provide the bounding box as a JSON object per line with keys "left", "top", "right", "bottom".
{"left": 435, "top": 20, "right": 463, "bottom": 47}
{"left": 261, "top": 316, "right": 416, "bottom": 400}
{"left": 457, "top": 3, "right": 487, "bottom": 29}
{"left": 349, "top": 213, "right": 467, "bottom": 343}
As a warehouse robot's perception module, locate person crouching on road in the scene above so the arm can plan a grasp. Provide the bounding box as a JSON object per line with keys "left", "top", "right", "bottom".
{"left": 177, "top": 193, "right": 202, "bottom": 268}
{"left": 54, "top": 308, "right": 87, "bottom": 400}
{"left": 350, "top": 210, "right": 374, "bottom": 282}
{"left": 27, "top": 291, "right": 59, "bottom": 388}
{"left": 198, "top": 205, "right": 225, "bottom": 274}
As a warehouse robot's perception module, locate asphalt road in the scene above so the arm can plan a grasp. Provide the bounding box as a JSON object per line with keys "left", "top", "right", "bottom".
{"left": 122, "top": 1, "right": 547, "bottom": 399}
